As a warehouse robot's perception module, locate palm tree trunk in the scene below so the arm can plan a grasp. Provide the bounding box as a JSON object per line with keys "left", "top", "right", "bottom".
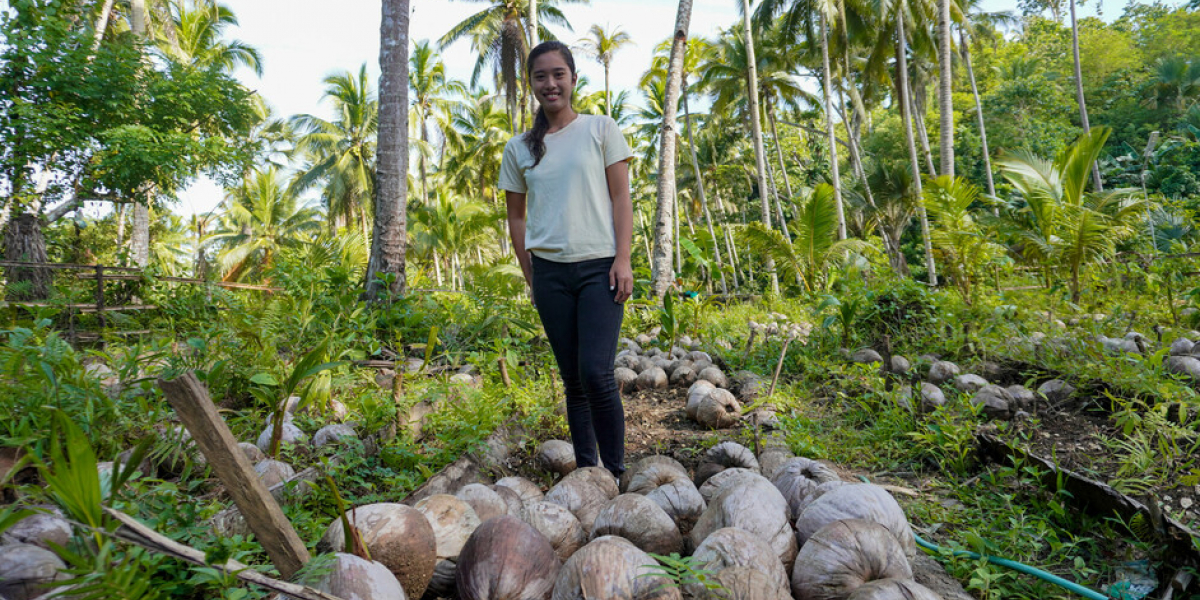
{"left": 604, "top": 61, "right": 612, "bottom": 117}
{"left": 960, "top": 31, "right": 997, "bottom": 211}
{"left": 742, "top": 0, "right": 778, "bottom": 293}
{"left": 420, "top": 119, "right": 431, "bottom": 204}
{"left": 129, "top": 0, "right": 151, "bottom": 268}
{"left": 767, "top": 104, "right": 793, "bottom": 199}
{"left": 898, "top": 16, "right": 938, "bottom": 286}
{"left": 366, "top": 0, "right": 410, "bottom": 301}
{"left": 1069, "top": 0, "right": 1104, "bottom": 191}
{"left": 938, "top": 0, "right": 954, "bottom": 177}
{"left": 683, "top": 85, "right": 728, "bottom": 293}
{"left": 92, "top": 0, "right": 115, "bottom": 50}
{"left": 912, "top": 91, "right": 937, "bottom": 177}
{"left": 115, "top": 203, "right": 126, "bottom": 249}
{"left": 820, "top": 12, "right": 847, "bottom": 241}
{"left": 637, "top": 207, "right": 653, "bottom": 258}
{"left": 650, "top": 0, "right": 693, "bottom": 298}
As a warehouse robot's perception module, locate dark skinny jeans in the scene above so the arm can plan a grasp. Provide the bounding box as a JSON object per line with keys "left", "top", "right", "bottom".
{"left": 531, "top": 254, "right": 626, "bottom": 476}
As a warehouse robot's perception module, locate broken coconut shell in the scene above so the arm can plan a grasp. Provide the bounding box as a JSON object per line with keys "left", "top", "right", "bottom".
{"left": 694, "top": 441, "right": 761, "bottom": 487}
{"left": 791, "top": 519, "right": 913, "bottom": 600}
{"left": 318, "top": 502, "right": 437, "bottom": 598}
{"left": 620, "top": 455, "right": 689, "bottom": 495}
{"left": 689, "top": 474, "right": 797, "bottom": 572}
{"left": 687, "top": 527, "right": 790, "bottom": 598}
{"left": 537, "top": 440, "right": 577, "bottom": 477}
{"left": 794, "top": 483, "right": 916, "bottom": 559}
{"left": 551, "top": 536, "right": 682, "bottom": 600}
{"left": 591, "top": 494, "right": 683, "bottom": 555}
{"left": 521, "top": 501, "right": 587, "bottom": 563}
{"left": 456, "top": 515, "right": 560, "bottom": 600}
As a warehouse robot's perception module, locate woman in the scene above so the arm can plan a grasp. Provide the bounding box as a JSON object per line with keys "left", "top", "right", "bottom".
{"left": 498, "top": 41, "right": 634, "bottom": 477}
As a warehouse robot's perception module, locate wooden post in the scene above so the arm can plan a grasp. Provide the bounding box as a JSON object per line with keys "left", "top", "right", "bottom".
{"left": 159, "top": 372, "right": 310, "bottom": 578}
{"left": 94, "top": 265, "right": 106, "bottom": 332}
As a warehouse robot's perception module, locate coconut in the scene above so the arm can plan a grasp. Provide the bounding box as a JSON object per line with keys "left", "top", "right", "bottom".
{"left": 757, "top": 447, "right": 796, "bottom": 480}
{"left": 0, "top": 544, "right": 66, "bottom": 600}
{"left": 615, "top": 354, "right": 640, "bottom": 372}
{"left": 927, "top": 361, "right": 960, "bottom": 385}
{"left": 318, "top": 502, "right": 437, "bottom": 598}
{"left": 456, "top": 483, "right": 510, "bottom": 524}
{"left": 1037, "top": 379, "right": 1075, "bottom": 402}
{"left": 621, "top": 455, "right": 690, "bottom": 494}
{"left": 1005, "top": 385, "right": 1036, "bottom": 410}
{"left": 521, "top": 501, "right": 587, "bottom": 562}
{"left": 670, "top": 365, "right": 697, "bottom": 387}
{"left": 1170, "top": 338, "right": 1195, "bottom": 356}
{"left": 698, "top": 366, "right": 729, "bottom": 388}
{"left": 687, "top": 528, "right": 790, "bottom": 598}
{"left": 312, "top": 423, "right": 356, "bottom": 448}
{"left": 560, "top": 467, "right": 618, "bottom": 500}
{"left": 888, "top": 356, "right": 911, "bottom": 376}
{"left": 1167, "top": 356, "right": 1200, "bottom": 380}
{"left": 637, "top": 356, "right": 656, "bottom": 374}
{"left": 918, "top": 383, "right": 946, "bottom": 412}
{"left": 456, "top": 515, "right": 560, "bottom": 600}
{"left": 695, "top": 441, "right": 761, "bottom": 487}
{"left": 255, "top": 420, "right": 307, "bottom": 452}
{"left": 692, "top": 358, "right": 715, "bottom": 374}
{"left": 846, "top": 579, "right": 944, "bottom": 600}
{"left": 952, "top": 374, "right": 988, "bottom": 393}
{"left": 551, "top": 536, "right": 682, "bottom": 600}
{"left": 703, "top": 566, "right": 791, "bottom": 600}
{"left": 686, "top": 380, "right": 717, "bottom": 419}
{"left": 416, "top": 494, "right": 483, "bottom": 599}
{"left": 491, "top": 484, "right": 526, "bottom": 517}
{"left": 495, "top": 476, "right": 545, "bottom": 506}
{"left": 851, "top": 349, "right": 883, "bottom": 365}
{"left": 591, "top": 494, "right": 683, "bottom": 555}
{"left": 794, "top": 484, "right": 916, "bottom": 559}
{"left": 671, "top": 345, "right": 688, "bottom": 359}
{"left": 644, "top": 479, "right": 706, "bottom": 535}
{"left": 537, "top": 440, "right": 577, "bottom": 476}
{"left": 253, "top": 459, "right": 295, "bottom": 488}
{"left": 731, "top": 371, "right": 765, "bottom": 402}
{"left": 695, "top": 389, "right": 742, "bottom": 429}
{"left": 698, "top": 468, "right": 761, "bottom": 504}
{"left": 771, "top": 457, "right": 841, "bottom": 519}
{"left": 689, "top": 351, "right": 712, "bottom": 362}
{"left": 545, "top": 477, "right": 609, "bottom": 533}
{"left": 283, "top": 553, "right": 406, "bottom": 600}
{"left": 0, "top": 508, "right": 70, "bottom": 551}
{"left": 615, "top": 367, "right": 639, "bottom": 393}
{"left": 971, "top": 385, "right": 1013, "bottom": 419}
{"left": 637, "top": 367, "right": 669, "bottom": 391}
{"left": 689, "top": 475, "right": 797, "bottom": 571}
{"left": 652, "top": 357, "right": 674, "bottom": 373}
{"left": 791, "top": 520, "right": 913, "bottom": 600}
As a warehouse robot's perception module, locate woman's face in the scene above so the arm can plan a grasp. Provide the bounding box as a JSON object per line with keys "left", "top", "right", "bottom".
{"left": 530, "top": 51, "right": 576, "bottom": 113}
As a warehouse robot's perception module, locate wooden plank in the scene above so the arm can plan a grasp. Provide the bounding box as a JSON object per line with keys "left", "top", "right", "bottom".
{"left": 0, "top": 260, "right": 140, "bottom": 272}
{"left": 0, "top": 302, "right": 155, "bottom": 311}
{"left": 157, "top": 276, "right": 281, "bottom": 291}
{"left": 105, "top": 508, "right": 345, "bottom": 600}
{"left": 159, "top": 372, "right": 310, "bottom": 578}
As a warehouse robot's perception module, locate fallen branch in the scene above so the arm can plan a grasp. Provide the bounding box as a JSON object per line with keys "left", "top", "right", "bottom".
{"left": 104, "top": 507, "right": 346, "bottom": 600}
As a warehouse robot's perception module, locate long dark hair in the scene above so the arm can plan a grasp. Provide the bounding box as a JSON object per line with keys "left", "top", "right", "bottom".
{"left": 525, "top": 41, "right": 576, "bottom": 168}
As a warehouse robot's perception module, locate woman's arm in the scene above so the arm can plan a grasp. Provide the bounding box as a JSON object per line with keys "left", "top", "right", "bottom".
{"left": 505, "top": 191, "right": 535, "bottom": 294}
{"left": 606, "top": 160, "right": 634, "bottom": 303}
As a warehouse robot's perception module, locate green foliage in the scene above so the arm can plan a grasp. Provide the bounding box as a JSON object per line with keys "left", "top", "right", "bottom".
{"left": 642, "top": 552, "right": 722, "bottom": 593}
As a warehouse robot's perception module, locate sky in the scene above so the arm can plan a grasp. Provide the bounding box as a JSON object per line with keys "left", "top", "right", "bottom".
{"left": 174, "top": 0, "right": 1113, "bottom": 216}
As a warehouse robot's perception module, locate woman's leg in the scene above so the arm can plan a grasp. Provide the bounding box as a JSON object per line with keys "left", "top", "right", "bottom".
{"left": 574, "top": 257, "right": 627, "bottom": 476}
{"left": 531, "top": 256, "right": 599, "bottom": 468}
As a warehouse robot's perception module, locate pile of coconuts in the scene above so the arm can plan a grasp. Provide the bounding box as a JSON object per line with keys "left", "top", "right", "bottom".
{"left": 613, "top": 335, "right": 773, "bottom": 430}
{"left": 293, "top": 438, "right": 947, "bottom": 600}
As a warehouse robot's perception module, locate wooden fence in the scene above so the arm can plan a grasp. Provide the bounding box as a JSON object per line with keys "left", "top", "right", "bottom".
{"left": 0, "top": 261, "right": 280, "bottom": 345}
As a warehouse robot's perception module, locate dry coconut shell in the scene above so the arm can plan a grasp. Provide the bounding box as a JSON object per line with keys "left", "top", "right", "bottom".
{"left": 521, "top": 501, "right": 587, "bottom": 562}
{"left": 283, "top": 553, "right": 406, "bottom": 600}
{"left": 491, "top": 484, "right": 526, "bottom": 517}
{"left": 551, "top": 535, "right": 682, "bottom": 600}
{"left": 615, "top": 367, "right": 639, "bottom": 394}
{"left": 637, "top": 367, "right": 669, "bottom": 391}
{"left": 591, "top": 494, "right": 683, "bottom": 555}
{"left": 698, "top": 468, "right": 762, "bottom": 504}
{"left": 319, "top": 502, "right": 437, "bottom": 598}
{"left": 687, "top": 527, "right": 790, "bottom": 598}
{"left": 456, "top": 515, "right": 561, "bottom": 600}
{"left": 457, "top": 483, "right": 510, "bottom": 524}
{"left": 254, "top": 459, "right": 294, "bottom": 488}
{"left": 621, "top": 455, "right": 689, "bottom": 494}
{"left": 416, "top": 494, "right": 483, "bottom": 598}
{"left": 0, "top": 543, "right": 66, "bottom": 600}
{"left": 537, "top": 440, "right": 577, "bottom": 477}
{"left": 545, "top": 477, "right": 609, "bottom": 533}
{"left": 687, "top": 380, "right": 717, "bottom": 419}
{"left": 794, "top": 484, "right": 916, "bottom": 559}
{"left": 645, "top": 478, "right": 706, "bottom": 536}
{"left": 695, "top": 388, "right": 742, "bottom": 429}
{"left": 846, "top": 579, "right": 944, "bottom": 600}
{"left": 695, "top": 441, "right": 761, "bottom": 487}
{"left": 698, "top": 366, "right": 729, "bottom": 388}
{"left": 670, "top": 365, "right": 698, "bottom": 387}
{"left": 1, "top": 508, "right": 71, "bottom": 551}
{"left": 791, "top": 520, "right": 913, "bottom": 600}
{"left": 560, "top": 466, "right": 619, "bottom": 500}
{"left": 771, "top": 457, "right": 842, "bottom": 520}
{"left": 689, "top": 474, "right": 797, "bottom": 572}
{"left": 701, "top": 566, "right": 792, "bottom": 600}
{"left": 495, "top": 476, "right": 545, "bottom": 506}
{"left": 758, "top": 447, "right": 796, "bottom": 480}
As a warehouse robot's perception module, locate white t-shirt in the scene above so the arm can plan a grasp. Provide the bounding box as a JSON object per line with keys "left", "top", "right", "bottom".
{"left": 498, "top": 114, "right": 633, "bottom": 263}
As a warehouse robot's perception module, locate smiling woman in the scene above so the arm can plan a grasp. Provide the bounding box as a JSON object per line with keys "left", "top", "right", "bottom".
{"left": 500, "top": 41, "right": 635, "bottom": 478}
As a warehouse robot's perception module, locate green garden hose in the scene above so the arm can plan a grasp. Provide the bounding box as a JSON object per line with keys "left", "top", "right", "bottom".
{"left": 853, "top": 475, "right": 1117, "bottom": 599}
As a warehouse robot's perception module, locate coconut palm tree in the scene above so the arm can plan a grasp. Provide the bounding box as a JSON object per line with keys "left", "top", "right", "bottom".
{"left": 157, "top": 0, "right": 262, "bottom": 75}
{"left": 923, "top": 175, "right": 1003, "bottom": 304}
{"left": 368, "top": 0, "right": 411, "bottom": 301}
{"left": 955, "top": 0, "right": 1014, "bottom": 201}
{"left": 410, "top": 41, "right": 468, "bottom": 204}
{"left": 998, "top": 127, "right": 1147, "bottom": 301}
{"left": 576, "top": 24, "right": 634, "bottom": 117}
{"left": 411, "top": 190, "right": 501, "bottom": 289}
{"left": 937, "top": 0, "right": 954, "bottom": 178}
{"left": 290, "top": 65, "right": 378, "bottom": 237}
{"left": 1146, "top": 57, "right": 1200, "bottom": 112}
{"left": 442, "top": 88, "right": 512, "bottom": 205}
{"left": 1068, "top": 0, "right": 1103, "bottom": 192}
{"left": 439, "top": 0, "right": 583, "bottom": 129}
{"left": 206, "top": 168, "right": 322, "bottom": 282}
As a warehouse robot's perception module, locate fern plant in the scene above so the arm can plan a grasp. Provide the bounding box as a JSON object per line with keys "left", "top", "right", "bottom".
{"left": 641, "top": 552, "right": 723, "bottom": 594}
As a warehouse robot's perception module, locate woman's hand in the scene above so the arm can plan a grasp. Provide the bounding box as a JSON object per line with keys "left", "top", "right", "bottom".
{"left": 609, "top": 256, "right": 633, "bottom": 303}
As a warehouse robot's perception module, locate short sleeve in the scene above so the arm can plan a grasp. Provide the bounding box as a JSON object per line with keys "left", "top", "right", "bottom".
{"left": 602, "top": 117, "right": 634, "bottom": 167}
{"left": 498, "top": 138, "right": 527, "bottom": 193}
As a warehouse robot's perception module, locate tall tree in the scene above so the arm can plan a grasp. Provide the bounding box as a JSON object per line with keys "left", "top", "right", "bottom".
{"left": 129, "top": 0, "right": 151, "bottom": 267}
{"left": 895, "top": 1, "right": 939, "bottom": 285}
{"left": 409, "top": 41, "right": 465, "bottom": 204}
{"left": 650, "top": 0, "right": 694, "bottom": 298}
{"left": 937, "top": 0, "right": 954, "bottom": 177}
{"left": 577, "top": 24, "right": 634, "bottom": 117}
{"left": 739, "top": 0, "right": 779, "bottom": 293}
{"left": 158, "top": 0, "right": 262, "bottom": 75}
{"left": 1068, "top": 0, "right": 1103, "bottom": 191}
{"left": 367, "top": 0, "right": 410, "bottom": 301}
{"left": 205, "top": 168, "right": 321, "bottom": 282}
